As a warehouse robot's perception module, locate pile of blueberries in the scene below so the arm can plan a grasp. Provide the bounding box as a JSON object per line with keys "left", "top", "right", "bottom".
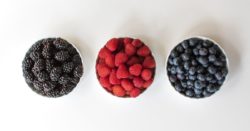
{"left": 167, "top": 37, "right": 228, "bottom": 98}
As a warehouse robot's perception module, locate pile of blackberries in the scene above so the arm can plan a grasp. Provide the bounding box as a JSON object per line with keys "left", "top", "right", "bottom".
{"left": 22, "top": 38, "right": 83, "bottom": 97}
{"left": 167, "top": 37, "right": 228, "bottom": 98}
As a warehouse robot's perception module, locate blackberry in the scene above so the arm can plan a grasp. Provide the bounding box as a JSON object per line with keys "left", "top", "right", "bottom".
{"left": 22, "top": 38, "right": 83, "bottom": 97}
{"left": 54, "top": 51, "right": 70, "bottom": 61}
{"left": 167, "top": 37, "right": 228, "bottom": 98}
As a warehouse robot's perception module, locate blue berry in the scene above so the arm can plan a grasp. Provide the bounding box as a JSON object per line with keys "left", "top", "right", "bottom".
{"left": 208, "top": 55, "right": 216, "bottom": 62}
{"left": 199, "top": 48, "right": 208, "bottom": 56}
{"left": 197, "top": 56, "right": 209, "bottom": 65}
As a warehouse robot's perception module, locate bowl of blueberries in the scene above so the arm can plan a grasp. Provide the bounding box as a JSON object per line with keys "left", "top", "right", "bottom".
{"left": 166, "top": 36, "right": 229, "bottom": 98}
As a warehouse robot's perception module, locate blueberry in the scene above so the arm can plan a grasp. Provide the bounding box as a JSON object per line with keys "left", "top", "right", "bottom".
{"left": 170, "top": 66, "right": 177, "bottom": 74}
{"left": 193, "top": 48, "right": 199, "bottom": 56}
{"left": 194, "top": 80, "right": 206, "bottom": 89}
{"left": 189, "top": 38, "right": 201, "bottom": 47}
{"left": 220, "top": 54, "right": 227, "bottom": 62}
{"left": 218, "top": 78, "right": 225, "bottom": 85}
{"left": 174, "top": 83, "right": 183, "bottom": 92}
{"left": 177, "top": 74, "right": 185, "bottom": 80}
{"left": 189, "top": 67, "right": 196, "bottom": 75}
{"left": 173, "top": 57, "right": 182, "bottom": 66}
{"left": 185, "top": 90, "right": 194, "bottom": 97}
{"left": 181, "top": 41, "right": 189, "bottom": 49}
{"left": 202, "top": 90, "right": 213, "bottom": 97}
{"left": 207, "top": 84, "right": 219, "bottom": 93}
{"left": 208, "top": 66, "right": 217, "bottom": 74}
{"left": 194, "top": 88, "right": 202, "bottom": 95}
{"left": 187, "top": 80, "right": 194, "bottom": 86}
{"left": 176, "top": 66, "right": 184, "bottom": 74}
{"left": 199, "top": 48, "right": 208, "bottom": 56}
{"left": 191, "top": 59, "right": 198, "bottom": 66}
{"left": 196, "top": 43, "right": 202, "bottom": 49}
{"left": 209, "top": 45, "right": 218, "bottom": 54}
{"left": 197, "top": 56, "right": 209, "bottom": 65}
{"left": 181, "top": 53, "right": 190, "bottom": 61}
{"left": 176, "top": 45, "right": 184, "bottom": 53}
{"left": 168, "top": 57, "right": 174, "bottom": 65}
{"left": 210, "top": 79, "right": 217, "bottom": 84}
{"left": 215, "top": 72, "right": 223, "bottom": 80}
{"left": 206, "top": 74, "right": 213, "bottom": 81}
{"left": 208, "top": 55, "right": 216, "bottom": 62}
{"left": 169, "top": 75, "right": 177, "bottom": 83}
{"left": 189, "top": 75, "right": 196, "bottom": 80}
{"left": 184, "top": 62, "right": 191, "bottom": 70}
{"left": 197, "top": 74, "right": 206, "bottom": 81}
{"left": 202, "top": 64, "right": 209, "bottom": 68}
{"left": 185, "top": 48, "right": 192, "bottom": 54}
{"left": 197, "top": 66, "right": 205, "bottom": 74}
{"left": 221, "top": 68, "right": 228, "bottom": 77}
{"left": 170, "top": 50, "right": 179, "bottom": 57}
{"left": 181, "top": 81, "right": 188, "bottom": 88}
{"left": 203, "top": 40, "right": 213, "bottom": 47}
{"left": 214, "top": 60, "right": 223, "bottom": 66}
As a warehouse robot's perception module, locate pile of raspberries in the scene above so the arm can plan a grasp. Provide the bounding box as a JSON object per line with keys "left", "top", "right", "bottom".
{"left": 96, "top": 38, "right": 156, "bottom": 98}
{"left": 22, "top": 38, "right": 83, "bottom": 97}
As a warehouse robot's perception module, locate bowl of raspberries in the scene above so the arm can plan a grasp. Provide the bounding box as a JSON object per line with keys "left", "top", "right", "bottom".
{"left": 22, "top": 38, "right": 83, "bottom": 97}
{"left": 167, "top": 37, "right": 229, "bottom": 98}
{"left": 96, "top": 37, "right": 156, "bottom": 98}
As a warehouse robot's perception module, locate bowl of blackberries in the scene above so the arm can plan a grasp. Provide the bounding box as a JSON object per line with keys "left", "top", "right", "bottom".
{"left": 22, "top": 38, "right": 84, "bottom": 98}
{"left": 167, "top": 37, "right": 229, "bottom": 98}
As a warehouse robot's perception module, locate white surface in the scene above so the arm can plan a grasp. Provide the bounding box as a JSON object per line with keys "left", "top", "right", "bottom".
{"left": 0, "top": 0, "right": 250, "bottom": 131}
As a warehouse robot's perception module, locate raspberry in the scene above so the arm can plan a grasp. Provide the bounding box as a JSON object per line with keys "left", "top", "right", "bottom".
{"left": 137, "top": 45, "right": 151, "bottom": 56}
{"left": 112, "top": 85, "right": 126, "bottom": 97}
{"left": 99, "top": 77, "right": 111, "bottom": 88}
{"left": 121, "top": 79, "right": 134, "bottom": 91}
{"left": 105, "top": 54, "right": 115, "bottom": 68}
{"left": 127, "top": 56, "right": 141, "bottom": 66}
{"left": 143, "top": 79, "right": 153, "bottom": 88}
{"left": 109, "top": 69, "right": 121, "bottom": 85}
{"left": 132, "top": 39, "right": 143, "bottom": 47}
{"left": 98, "top": 47, "right": 111, "bottom": 58}
{"left": 129, "top": 64, "right": 142, "bottom": 76}
{"left": 141, "top": 69, "right": 152, "bottom": 81}
{"left": 96, "top": 64, "right": 111, "bottom": 77}
{"left": 116, "top": 64, "right": 129, "bottom": 79}
{"left": 130, "top": 88, "right": 141, "bottom": 98}
{"left": 125, "top": 44, "right": 136, "bottom": 56}
{"left": 106, "top": 38, "right": 119, "bottom": 51}
{"left": 133, "top": 77, "right": 144, "bottom": 88}
{"left": 115, "top": 52, "right": 128, "bottom": 66}
{"left": 123, "top": 38, "right": 133, "bottom": 45}
{"left": 143, "top": 56, "right": 156, "bottom": 68}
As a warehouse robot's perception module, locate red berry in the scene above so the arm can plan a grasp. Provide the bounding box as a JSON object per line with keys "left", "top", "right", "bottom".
{"left": 143, "top": 56, "right": 156, "bottom": 68}
{"left": 116, "top": 64, "right": 130, "bottom": 79}
{"left": 112, "top": 85, "right": 126, "bottom": 97}
{"left": 129, "top": 64, "right": 142, "bottom": 76}
{"left": 115, "top": 52, "right": 128, "bottom": 66}
{"left": 106, "top": 38, "right": 119, "bottom": 51}
{"left": 125, "top": 44, "right": 136, "bottom": 56}
{"left": 137, "top": 45, "right": 151, "bottom": 56}
{"left": 127, "top": 56, "right": 141, "bottom": 66}
{"left": 123, "top": 37, "right": 133, "bottom": 45}
{"left": 98, "top": 47, "right": 111, "bottom": 58}
{"left": 99, "top": 77, "right": 112, "bottom": 91}
{"left": 121, "top": 79, "right": 134, "bottom": 91}
{"left": 132, "top": 39, "right": 143, "bottom": 47}
{"left": 130, "top": 88, "right": 141, "bottom": 98}
{"left": 97, "top": 64, "right": 111, "bottom": 77}
{"left": 141, "top": 69, "right": 152, "bottom": 81}
{"left": 133, "top": 77, "right": 144, "bottom": 88}
{"left": 109, "top": 69, "right": 121, "bottom": 85}
{"left": 143, "top": 79, "right": 153, "bottom": 88}
{"left": 105, "top": 54, "right": 115, "bottom": 68}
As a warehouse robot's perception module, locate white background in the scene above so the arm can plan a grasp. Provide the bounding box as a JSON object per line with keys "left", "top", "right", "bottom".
{"left": 0, "top": 0, "right": 250, "bottom": 131}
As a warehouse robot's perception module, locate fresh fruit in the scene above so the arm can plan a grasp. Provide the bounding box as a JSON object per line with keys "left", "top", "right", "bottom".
{"left": 129, "top": 64, "right": 142, "bottom": 76}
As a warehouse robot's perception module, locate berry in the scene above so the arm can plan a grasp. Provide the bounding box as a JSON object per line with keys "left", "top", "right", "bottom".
{"left": 73, "top": 65, "right": 83, "bottom": 78}
{"left": 112, "top": 85, "right": 126, "bottom": 97}
{"left": 99, "top": 77, "right": 111, "bottom": 89}
{"left": 50, "top": 67, "right": 62, "bottom": 81}
{"left": 141, "top": 69, "right": 152, "bottom": 81}
{"left": 96, "top": 65, "right": 111, "bottom": 78}
{"left": 109, "top": 69, "right": 121, "bottom": 85}
{"left": 199, "top": 48, "right": 208, "bottom": 56}
{"left": 63, "top": 62, "right": 74, "bottom": 73}
{"left": 37, "top": 71, "right": 49, "bottom": 82}
{"left": 121, "top": 79, "right": 134, "bottom": 91}
{"left": 127, "top": 56, "right": 140, "bottom": 66}
{"left": 106, "top": 38, "right": 119, "bottom": 51}
{"left": 105, "top": 54, "right": 115, "bottom": 68}
{"left": 137, "top": 45, "right": 151, "bottom": 56}
{"left": 54, "top": 51, "right": 69, "bottom": 61}
{"left": 115, "top": 52, "right": 128, "bottom": 66}
{"left": 43, "top": 81, "right": 56, "bottom": 92}
{"left": 129, "top": 64, "right": 142, "bottom": 76}
{"left": 98, "top": 47, "right": 111, "bottom": 58}
{"left": 130, "top": 88, "right": 141, "bottom": 97}
{"left": 116, "top": 64, "right": 130, "bottom": 79}
{"left": 59, "top": 75, "right": 70, "bottom": 85}
{"left": 143, "top": 79, "right": 153, "bottom": 88}
{"left": 143, "top": 56, "right": 156, "bottom": 68}
{"left": 125, "top": 44, "right": 136, "bottom": 56}
{"left": 133, "top": 77, "right": 144, "bottom": 88}
{"left": 132, "top": 39, "right": 143, "bottom": 47}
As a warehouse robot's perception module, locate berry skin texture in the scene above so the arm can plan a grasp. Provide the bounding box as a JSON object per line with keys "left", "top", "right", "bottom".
{"left": 141, "top": 69, "right": 152, "bottom": 81}
{"left": 116, "top": 64, "right": 130, "bottom": 79}
{"left": 167, "top": 37, "right": 228, "bottom": 98}
{"left": 137, "top": 45, "right": 151, "bottom": 56}
{"left": 106, "top": 38, "right": 119, "bottom": 51}
{"left": 96, "top": 37, "right": 156, "bottom": 98}
{"left": 129, "top": 64, "right": 142, "bottom": 76}
{"left": 22, "top": 38, "right": 83, "bottom": 98}
{"left": 112, "top": 85, "right": 126, "bottom": 97}
{"left": 130, "top": 88, "right": 141, "bottom": 97}
{"left": 97, "top": 65, "right": 111, "bottom": 78}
